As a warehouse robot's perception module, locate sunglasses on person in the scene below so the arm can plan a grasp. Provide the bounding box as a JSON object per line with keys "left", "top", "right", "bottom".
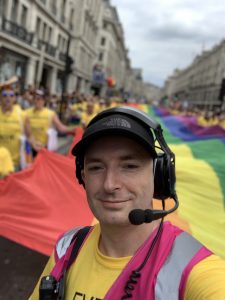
{"left": 1, "top": 91, "right": 15, "bottom": 97}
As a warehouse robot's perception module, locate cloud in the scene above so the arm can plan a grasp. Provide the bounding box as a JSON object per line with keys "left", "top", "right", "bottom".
{"left": 111, "top": 0, "right": 225, "bottom": 87}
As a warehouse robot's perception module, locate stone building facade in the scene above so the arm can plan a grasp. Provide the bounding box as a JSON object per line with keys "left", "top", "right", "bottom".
{"left": 0, "top": 0, "right": 75, "bottom": 93}
{"left": 95, "top": 0, "right": 127, "bottom": 95}
{"left": 0, "top": 0, "right": 157, "bottom": 99}
{"left": 142, "top": 82, "right": 162, "bottom": 103}
{"left": 67, "top": 0, "right": 104, "bottom": 94}
{"left": 164, "top": 40, "right": 225, "bottom": 110}
{"left": 0, "top": 0, "right": 104, "bottom": 94}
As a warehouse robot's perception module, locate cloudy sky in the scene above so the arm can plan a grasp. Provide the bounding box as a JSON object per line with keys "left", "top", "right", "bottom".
{"left": 111, "top": 0, "right": 225, "bottom": 87}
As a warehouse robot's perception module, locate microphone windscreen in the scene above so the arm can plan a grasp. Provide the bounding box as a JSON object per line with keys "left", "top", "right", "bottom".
{"left": 129, "top": 209, "right": 145, "bottom": 225}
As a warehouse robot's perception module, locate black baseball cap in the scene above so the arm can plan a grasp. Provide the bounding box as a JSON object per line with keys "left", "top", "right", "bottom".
{"left": 72, "top": 113, "right": 157, "bottom": 158}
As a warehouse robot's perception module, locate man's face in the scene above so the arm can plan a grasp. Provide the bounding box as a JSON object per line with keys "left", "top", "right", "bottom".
{"left": 34, "top": 94, "right": 45, "bottom": 109}
{"left": 1, "top": 89, "right": 15, "bottom": 111}
{"left": 81, "top": 135, "right": 154, "bottom": 227}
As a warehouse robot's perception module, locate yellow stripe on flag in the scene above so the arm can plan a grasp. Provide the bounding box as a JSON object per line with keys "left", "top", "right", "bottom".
{"left": 172, "top": 144, "right": 225, "bottom": 258}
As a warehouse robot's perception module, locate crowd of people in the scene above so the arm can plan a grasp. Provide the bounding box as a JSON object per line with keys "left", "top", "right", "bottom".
{"left": 167, "top": 101, "right": 225, "bottom": 129}
{"left": 1, "top": 76, "right": 225, "bottom": 299}
{"left": 0, "top": 77, "right": 131, "bottom": 179}
{"left": 0, "top": 78, "right": 76, "bottom": 178}
{"left": 1, "top": 76, "right": 225, "bottom": 179}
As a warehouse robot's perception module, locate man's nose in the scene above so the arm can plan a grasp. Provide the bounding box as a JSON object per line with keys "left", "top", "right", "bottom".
{"left": 103, "top": 168, "right": 121, "bottom": 192}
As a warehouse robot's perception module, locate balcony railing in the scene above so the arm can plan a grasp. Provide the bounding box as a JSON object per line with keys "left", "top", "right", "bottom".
{"left": 59, "top": 52, "right": 67, "bottom": 62}
{"left": 37, "top": 40, "right": 57, "bottom": 57}
{"left": 1, "top": 18, "right": 33, "bottom": 45}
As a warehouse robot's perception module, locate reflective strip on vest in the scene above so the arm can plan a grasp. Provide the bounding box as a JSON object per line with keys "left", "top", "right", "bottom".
{"left": 56, "top": 227, "right": 82, "bottom": 259}
{"left": 155, "top": 232, "right": 202, "bottom": 300}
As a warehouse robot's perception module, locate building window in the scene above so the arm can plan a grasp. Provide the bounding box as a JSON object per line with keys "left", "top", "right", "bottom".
{"left": 11, "top": 0, "right": 18, "bottom": 22}
{"left": 43, "top": 22, "right": 47, "bottom": 41}
{"left": 21, "top": 5, "right": 28, "bottom": 28}
{"left": 58, "top": 34, "right": 61, "bottom": 48}
{"left": 50, "top": 0, "right": 57, "bottom": 15}
{"left": 99, "top": 52, "right": 103, "bottom": 61}
{"left": 36, "top": 17, "right": 41, "bottom": 39}
{"left": 69, "top": 8, "right": 74, "bottom": 30}
{"left": 101, "top": 37, "right": 106, "bottom": 46}
{"left": 48, "top": 27, "right": 52, "bottom": 43}
{"left": 103, "top": 21, "right": 107, "bottom": 29}
{"left": 62, "top": 37, "right": 66, "bottom": 52}
{"left": 0, "top": 0, "right": 6, "bottom": 16}
{"left": 61, "top": 0, "right": 66, "bottom": 22}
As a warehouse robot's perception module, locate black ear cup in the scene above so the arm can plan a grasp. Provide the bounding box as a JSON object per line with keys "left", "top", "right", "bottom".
{"left": 154, "top": 153, "right": 176, "bottom": 200}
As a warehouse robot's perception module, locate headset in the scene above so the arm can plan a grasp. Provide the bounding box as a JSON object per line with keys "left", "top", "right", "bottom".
{"left": 74, "top": 105, "right": 177, "bottom": 203}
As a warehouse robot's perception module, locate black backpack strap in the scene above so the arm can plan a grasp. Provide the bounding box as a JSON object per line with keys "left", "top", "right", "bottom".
{"left": 67, "top": 226, "right": 92, "bottom": 269}
{"left": 58, "top": 226, "right": 92, "bottom": 300}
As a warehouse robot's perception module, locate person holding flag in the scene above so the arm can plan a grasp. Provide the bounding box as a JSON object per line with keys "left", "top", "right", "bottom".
{"left": 24, "top": 89, "right": 76, "bottom": 157}
{"left": 0, "top": 78, "right": 38, "bottom": 172}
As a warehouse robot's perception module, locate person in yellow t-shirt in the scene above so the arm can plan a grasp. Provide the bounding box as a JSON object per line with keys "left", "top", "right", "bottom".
{"left": 30, "top": 107, "right": 225, "bottom": 300}
{"left": 197, "top": 111, "right": 216, "bottom": 127}
{"left": 95, "top": 98, "right": 106, "bottom": 114}
{"left": 0, "top": 87, "right": 37, "bottom": 170}
{"left": 218, "top": 112, "right": 225, "bottom": 130}
{"left": 80, "top": 100, "right": 96, "bottom": 129}
{"left": 69, "top": 96, "right": 86, "bottom": 124}
{"left": 25, "top": 89, "right": 76, "bottom": 157}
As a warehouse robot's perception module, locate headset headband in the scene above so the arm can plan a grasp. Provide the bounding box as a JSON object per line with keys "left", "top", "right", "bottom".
{"left": 88, "top": 106, "right": 174, "bottom": 158}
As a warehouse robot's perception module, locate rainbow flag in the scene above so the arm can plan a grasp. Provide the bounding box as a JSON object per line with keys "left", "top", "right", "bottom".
{"left": 144, "top": 105, "right": 225, "bottom": 259}
{"left": 0, "top": 104, "right": 224, "bottom": 259}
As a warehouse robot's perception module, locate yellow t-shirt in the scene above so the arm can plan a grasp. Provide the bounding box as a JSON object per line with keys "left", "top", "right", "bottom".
{"left": 29, "top": 226, "right": 225, "bottom": 300}
{"left": 70, "top": 103, "right": 85, "bottom": 117}
{"left": 80, "top": 111, "right": 96, "bottom": 128}
{"left": 0, "top": 146, "right": 14, "bottom": 176}
{"left": 14, "top": 103, "right": 23, "bottom": 114}
{"left": 0, "top": 106, "right": 23, "bottom": 165}
{"left": 25, "top": 108, "right": 55, "bottom": 146}
{"left": 197, "top": 116, "right": 210, "bottom": 127}
{"left": 219, "top": 120, "right": 225, "bottom": 130}
{"left": 184, "top": 255, "right": 225, "bottom": 299}
{"left": 29, "top": 224, "right": 131, "bottom": 299}
{"left": 95, "top": 103, "right": 106, "bottom": 114}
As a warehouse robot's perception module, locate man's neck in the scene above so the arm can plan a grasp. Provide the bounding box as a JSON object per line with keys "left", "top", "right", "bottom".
{"left": 98, "top": 221, "right": 160, "bottom": 258}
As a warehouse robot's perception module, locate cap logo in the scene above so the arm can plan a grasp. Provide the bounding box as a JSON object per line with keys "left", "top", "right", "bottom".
{"left": 102, "top": 117, "right": 131, "bottom": 128}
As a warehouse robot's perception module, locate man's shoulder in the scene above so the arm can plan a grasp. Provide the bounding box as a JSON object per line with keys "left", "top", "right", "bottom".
{"left": 55, "top": 226, "right": 95, "bottom": 259}
{"left": 184, "top": 254, "right": 225, "bottom": 299}
{"left": 55, "top": 226, "right": 84, "bottom": 259}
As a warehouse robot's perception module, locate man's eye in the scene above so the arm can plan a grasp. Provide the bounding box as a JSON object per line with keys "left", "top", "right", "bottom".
{"left": 123, "top": 164, "right": 139, "bottom": 169}
{"left": 87, "top": 165, "right": 103, "bottom": 171}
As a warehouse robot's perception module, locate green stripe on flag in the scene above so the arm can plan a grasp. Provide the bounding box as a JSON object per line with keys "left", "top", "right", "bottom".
{"left": 145, "top": 105, "right": 225, "bottom": 258}
{"left": 147, "top": 105, "right": 225, "bottom": 207}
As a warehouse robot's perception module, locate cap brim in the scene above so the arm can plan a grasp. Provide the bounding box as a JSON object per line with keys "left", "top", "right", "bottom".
{"left": 72, "top": 127, "right": 157, "bottom": 158}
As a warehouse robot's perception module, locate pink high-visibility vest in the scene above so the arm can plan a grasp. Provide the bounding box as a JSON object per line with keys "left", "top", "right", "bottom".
{"left": 51, "top": 222, "right": 212, "bottom": 299}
